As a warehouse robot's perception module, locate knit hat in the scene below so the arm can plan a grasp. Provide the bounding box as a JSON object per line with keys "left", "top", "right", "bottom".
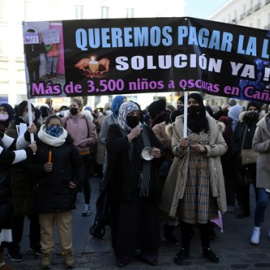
{"left": 247, "top": 101, "right": 261, "bottom": 112}
{"left": 229, "top": 98, "right": 237, "bottom": 107}
{"left": 148, "top": 99, "right": 166, "bottom": 119}
{"left": 0, "top": 103, "right": 14, "bottom": 121}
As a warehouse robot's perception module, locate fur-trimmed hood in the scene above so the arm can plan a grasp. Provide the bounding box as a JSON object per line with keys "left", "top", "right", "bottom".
{"left": 238, "top": 110, "right": 265, "bottom": 123}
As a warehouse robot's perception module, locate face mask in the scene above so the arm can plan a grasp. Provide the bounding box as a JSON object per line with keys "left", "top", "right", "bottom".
{"left": 247, "top": 111, "right": 259, "bottom": 120}
{"left": 21, "top": 113, "right": 35, "bottom": 124}
{"left": 0, "top": 113, "right": 8, "bottom": 121}
{"left": 46, "top": 126, "right": 64, "bottom": 138}
{"left": 60, "top": 110, "right": 66, "bottom": 116}
{"left": 126, "top": 115, "right": 140, "bottom": 128}
{"left": 70, "top": 107, "right": 78, "bottom": 116}
{"left": 178, "top": 107, "right": 184, "bottom": 115}
{"left": 188, "top": 106, "right": 202, "bottom": 116}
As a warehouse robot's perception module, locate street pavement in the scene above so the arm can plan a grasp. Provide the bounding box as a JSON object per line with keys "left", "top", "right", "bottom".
{"left": 6, "top": 177, "right": 270, "bottom": 270}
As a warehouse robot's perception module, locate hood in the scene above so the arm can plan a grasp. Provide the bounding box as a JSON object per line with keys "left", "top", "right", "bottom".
{"left": 239, "top": 110, "right": 265, "bottom": 123}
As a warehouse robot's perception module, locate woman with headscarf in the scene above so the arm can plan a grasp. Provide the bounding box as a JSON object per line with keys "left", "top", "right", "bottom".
{"left": 105, "top": 101, "right": 163, "bottom": 267}
{"left": 160, "top": 93, "right": 227, "bottom": 264}
{"left": 98, "top": 95, "right": 126, "bottom": 191}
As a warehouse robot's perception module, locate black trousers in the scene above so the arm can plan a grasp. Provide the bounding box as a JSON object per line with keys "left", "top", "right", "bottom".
{"left": 181, "top": 221, "right": 211, "bottom": 250}
{"left": 8, "top": 214, "right": 40, "bottom": 253}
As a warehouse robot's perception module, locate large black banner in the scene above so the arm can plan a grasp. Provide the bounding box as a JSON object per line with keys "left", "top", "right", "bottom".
{"left": 23, "top": 17, "right": 270, "bottom": 103}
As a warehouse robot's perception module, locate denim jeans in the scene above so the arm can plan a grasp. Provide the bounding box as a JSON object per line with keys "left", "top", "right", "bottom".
{"left": 254, "top": 188, "right": 270, "bottom": 227}
{"left": 46, "top": 56, "right": 58, "bottom": 75}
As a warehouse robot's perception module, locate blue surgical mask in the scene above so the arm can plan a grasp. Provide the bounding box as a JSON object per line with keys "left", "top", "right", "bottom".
{"left": 46, "top": 126, "right": 63, "bottom": 138}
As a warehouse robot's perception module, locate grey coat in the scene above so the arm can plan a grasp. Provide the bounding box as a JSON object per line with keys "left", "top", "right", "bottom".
{"left": 252, "top": 113, "right": 270, "bottom": 189}
{"left": 160, "top": 114, "right": 228, "bottom": 217}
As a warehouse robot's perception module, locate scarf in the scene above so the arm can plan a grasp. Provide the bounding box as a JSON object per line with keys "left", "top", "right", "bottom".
{"left": 38, "top": 124, "right": 68, "bottom": 147}
{"left": 119, "top": 124, "right": 151, "bottom": 197}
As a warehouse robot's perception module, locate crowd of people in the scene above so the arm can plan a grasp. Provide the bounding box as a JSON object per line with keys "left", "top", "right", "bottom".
{"left": 0, "top": 93, "right": 269, "bottom": 269}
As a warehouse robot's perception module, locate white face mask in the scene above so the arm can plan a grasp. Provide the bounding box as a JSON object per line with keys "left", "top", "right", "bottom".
{"left": 60, "top": 110, "right": 66, "bottom": 116}
{"left": 20, "top": 113, "right": 35, "bottom": 124}
{"left": 0, "top": 113, "right": 8, "bottom": 121}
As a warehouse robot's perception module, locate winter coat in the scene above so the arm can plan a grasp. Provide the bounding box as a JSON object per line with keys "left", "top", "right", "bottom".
{"left": 105, "top": 124, "right": 163, "bottom": 254}
{"left": 160, "top": 114, "right": 227, "bottom": 217}
{"left": 5, "top": 118, "right": 41, "bottom": 215}
{"left": 231, "top": 111, "right": 264, "bottom": 171}
{"left": 98, "top": 113, "right": 119, "bottom": 145}
{"left": 252, "top": 113, "right": 270, "bottom": 189}
{"left": 0, "top": 134, "right": 34, "bottom": 232}
{"left": 62, "top": 110, "right": 97, "bottom": 154}
{"left": 25, "top": 134, "right": 84, "bottom": 214}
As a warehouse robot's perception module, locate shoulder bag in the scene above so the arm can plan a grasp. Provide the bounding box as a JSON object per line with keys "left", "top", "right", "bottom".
{"left": 241, "top": 126, "right": 258, "bottom": 166}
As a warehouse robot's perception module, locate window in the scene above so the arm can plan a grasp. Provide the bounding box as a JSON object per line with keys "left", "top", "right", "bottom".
{"left": 0, "top": 0, "right": 4, "bottom": 21}
{"left": 126, "top": 8, "right": 134, "bottom": 18}
{"left": 101, "top": 6, "right": 109, "bottom": 18}
{"left": 24, "top": 1, "right": 31, "bottom": 21}
{"left": 75, "top": 5, "right": 83, "bottom": 19}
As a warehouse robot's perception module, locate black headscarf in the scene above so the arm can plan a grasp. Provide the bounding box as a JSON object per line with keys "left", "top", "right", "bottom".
{"left": 187, "top": 93, "right": 209, "bottom": 133}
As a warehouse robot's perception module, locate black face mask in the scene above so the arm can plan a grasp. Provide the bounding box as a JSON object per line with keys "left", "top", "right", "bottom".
{"left": 188, "top": 106, "right": 203, "bottom": 117}
{"left": 70, "top": 107, "right": 78, "bottom": 116}
{"left": 247, "top": 111, "right": 259, "bottom": 120}
{"left": 126, "top": 115, "right": 140, "bottom": 128}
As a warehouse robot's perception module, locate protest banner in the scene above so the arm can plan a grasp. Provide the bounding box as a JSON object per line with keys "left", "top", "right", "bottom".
{"left": 22, "top": 17, "right": 270, "bottom": 103}
{"left": 42, "top": 29, "right": 60, "bottom": 45}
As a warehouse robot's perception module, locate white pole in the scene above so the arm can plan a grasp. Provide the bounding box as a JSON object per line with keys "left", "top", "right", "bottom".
{"left": 183, "top": 91, "right": 188, "bottom": 137}
{"left": 27, "top": 99, "right": 34, "bottom": 142}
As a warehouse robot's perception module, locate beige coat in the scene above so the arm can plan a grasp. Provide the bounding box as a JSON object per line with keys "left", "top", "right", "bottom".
{"left": 252, "top": 113, "right": 270, "bottom": 189}
{"left": 160, "top": 114, "right": 228, "bottom": 217}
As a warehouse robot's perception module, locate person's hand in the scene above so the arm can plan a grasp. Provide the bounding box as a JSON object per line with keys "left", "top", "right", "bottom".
{"left": 179, "top": 137, "right": 189, "bottom": 149}
{"left": 44, "top": 162, "right": 53, "bottom": 172}
{"left": 191, "top": 143, "right": 206, "bottom": 153}
{"left": 28, "top": 141, "right": 37, "bottom": 153}
{"left": 128, "top": 125, "right": 141, "bottom": 141}
{"left": 74, "top": 58, "right": 91, "bottom": 70}
{"left": 27, "top": 123, "right": 37, "bottom": 134}
{"left": 152, "top": 147, "right": 161, "bottom": 159}
{"left": 69, "top": 181, "right": 77, "bottom": 189}
{"left": 99, "top": 58, "right": 110, "bottom": 72}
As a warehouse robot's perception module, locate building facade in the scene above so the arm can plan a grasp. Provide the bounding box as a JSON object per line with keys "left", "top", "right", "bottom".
{"left": 0, "top": 0, "right": 184, "bottom": 109}
{"left": 208, "top": 0, "right": 270, "bottom": 107}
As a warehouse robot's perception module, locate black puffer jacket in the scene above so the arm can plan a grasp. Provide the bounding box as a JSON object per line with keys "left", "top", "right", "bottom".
{"left": 26, "top": 134, "right": 84, "bottom": 214}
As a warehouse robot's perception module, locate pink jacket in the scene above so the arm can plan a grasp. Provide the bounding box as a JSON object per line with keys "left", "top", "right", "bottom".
{"left": 61, "top": 110, "right": 97, "bottom": 154}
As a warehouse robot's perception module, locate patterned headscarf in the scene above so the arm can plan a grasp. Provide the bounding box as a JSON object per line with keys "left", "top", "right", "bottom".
{"left": 118, "top": 102, "right": 140, "bottom": 131}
